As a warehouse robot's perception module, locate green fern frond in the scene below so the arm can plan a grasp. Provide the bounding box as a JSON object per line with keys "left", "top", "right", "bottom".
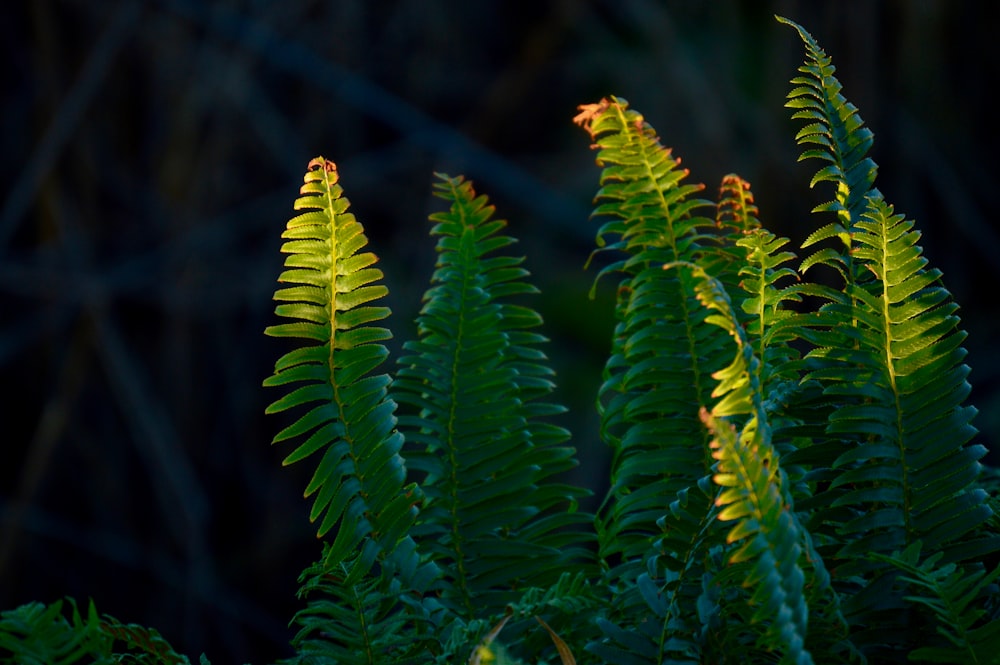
{"left": 795, "top": 196, "right": 990, "bottom": 580}
{"left": 774, "top": 17, "right": 994, "bottom": 652}
{"left": 0, "top": 599, "right": 114, "bottom": 665}
{"left": 575, "top": 98, "right": 730, "bottom": 582}
{"left": 700, "top": 407, "right": 813, "bottom": 665}
{"left": 287, "top": 541, "right": 437, "bottom": 665}
{"left": 393, "top": 173, "right": 591, "bottom": 618}
{"left": 573, "top": 97, "right": 714, "bottom": 279}
{"left": 264, "top": 157, "right": 418, "bottom": 576}
{"left": 735, "top": 230, "right": 801, "bottom": 385}
{"left": 777, "top": 15, "right": 878, "bottom": 280}
{"left": 871, "top": 543, "right": 1000, "bottom": 664}
{"left": 848, "top": 197, "right": 988, "bottom": 552}
{"left": 677, "top": 261, "right": 861, "bottom": 665}
{"left": 781, "top": 0, "right": 990, "bottom": 562}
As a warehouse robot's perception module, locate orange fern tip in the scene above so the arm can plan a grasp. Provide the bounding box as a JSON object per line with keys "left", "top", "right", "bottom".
{"left": 307, "top": 156, "right": 338, "bottom": 174}
{"left": 572, "top": 98, "right": 612, "bottom": 140}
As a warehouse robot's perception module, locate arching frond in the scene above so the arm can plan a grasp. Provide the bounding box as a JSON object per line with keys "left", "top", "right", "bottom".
{"left": 669, "top": 262, "right": 811, "bottom": 664}
{"left": 263, "top": 157, "right": 418, "bottom": 576}
{"left": 392, "top": 173, "right": 592, "bottom": 618}
{"left": 777, "top": 15, "right": 878, "bottom": 280}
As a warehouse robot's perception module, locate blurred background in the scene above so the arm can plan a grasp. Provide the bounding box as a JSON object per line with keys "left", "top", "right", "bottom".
{"left": 2, "top": 0, "right": 997, "bottom": 661}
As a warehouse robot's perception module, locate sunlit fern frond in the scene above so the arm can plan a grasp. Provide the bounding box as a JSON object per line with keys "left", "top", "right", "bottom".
{"left": 679, "top": 261, "right": 863, "bottom": 665}
{"left": 805, "top": 209, "right": 985, "bottom": 653}
{"left": 392, "top": 173, "right": 592, "bottom": 619}
{"left": 841, "top": 196, "right": 990, "bottom": 558}
{"left": 777, "top": 15, "right": 878, "bottom": 282}
{"left": 791, "top": 195, "right": 991, "bottom": 606}
{"left": 575, "top": 98, "right": 732, "bottom": 584}
{"left": 264, "top": 158, "right": 418, "bottom": 576}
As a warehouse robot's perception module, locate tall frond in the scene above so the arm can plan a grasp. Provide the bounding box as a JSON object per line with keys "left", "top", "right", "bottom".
{"left": 777, "top": 15, "right": 878, "bottom": 281}
{"left": 843, "top": 197, "right": 989, "bottom": 556}
{"left": 791, "top": 195, "right": 991, "bottom": 603}
{"left": 574, "top": 97, "right": 729, "bottom": 582}
{"left": 777, "top": 16, "right": 995, "bottom": 655}
{"left": 263, "top": 157, "right": 418, "bottom": 576}
{"left": 393, "top": 173, "right": 592, "bottom": 618}
{"left": 675, "top": 263, "right": 813, "bottom": 664}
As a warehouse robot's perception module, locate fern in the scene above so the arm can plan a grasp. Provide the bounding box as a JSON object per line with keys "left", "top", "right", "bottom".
{"left": 780, "top": 14, "right": 992, "bottom": 568}
{"left": 5, "top": 14, "right": 999, "bottom": 665}
{"left": 263, "top": 157, "right": 418, "bottom": 577}
{"left": 284, "top": 539, "right": 439, "bottom": 665}
{"left": 0, "top": 599, "right": 200, "bottom": 665}
{"left": 392, "top": 173, "right": 592, "bottom": 619}
{"left": 777, "top": 16, "right": 877, "bottom": 283}
{"left": 0, "top": 600, "right": 111, "bottom": 665}
{"left": 573, "top": 97, "right": 728, "bottom": 588}
{"left": 681, "top": 263, "right": 813, "bottom": 664}
{"left": 772, "top": 16, "right": 996, "bottom": 660}
{"left": 871, "top": 543, "right": 1000, "bottom": 664}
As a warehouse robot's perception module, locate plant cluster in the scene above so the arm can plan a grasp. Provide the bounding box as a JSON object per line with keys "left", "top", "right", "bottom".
{"left": 3, "top": 16, "right": 998, "bottom": 665}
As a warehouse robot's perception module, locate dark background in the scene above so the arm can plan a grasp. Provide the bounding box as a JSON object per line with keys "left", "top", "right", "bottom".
{"left": 2, "top": 1, "right": 997, "bottom": 662}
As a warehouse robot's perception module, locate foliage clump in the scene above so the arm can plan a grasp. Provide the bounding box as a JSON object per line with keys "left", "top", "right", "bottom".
{"left": 2, "top": 15, "right": 997, "bottom": 665}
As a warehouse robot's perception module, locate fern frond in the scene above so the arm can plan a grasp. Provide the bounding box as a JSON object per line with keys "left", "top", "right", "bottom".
{"left": 735, "top": 229, "right": 801, "bottom": 386}
{"left": 795, "top": 196, "right": 990, "bottom": 582}
{"left": 573, "top": 97, "right": 714, "bottom": 277}
{"left": 587, "top": 572, "right": 699, "bottom": 665}
{"left": 287, "top": 540, "right": 438, "bottom": 665}
{"left": 0, "top": 599, "right": 115, "bottom": 665}
{"left": 715, "top": 173, "right": 761, "bottom": 236}
{"left": 772, "top": 17, "right": 995, "bottom": 652}
{"left": 849, "top": 197, "right": 988, "bottom": 552}
{"left": 393, "top": 173, "right": 592, "bottom": 618}
{"left": 575, "top": 98, "right": 730, "bottom": 582}
{"left": 98, "top": 615, "right": 190, "bottom": 665}
{"left": 871, "top": 543, "right": 1000, "bottom": 664}
{"left": 694, "top": 174, "right": 764, "bottom": 317}
{"left": 702, "top": 407, "right": 813, "bottom": 665}
{"left": 264, "top": 157, "right": 418, "bottom": 576}
{"left": 777, "top": 15, "right": 878, "bottom": 280}
{"left": 677, "top": 261, "right": 862, "bottom": 665}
